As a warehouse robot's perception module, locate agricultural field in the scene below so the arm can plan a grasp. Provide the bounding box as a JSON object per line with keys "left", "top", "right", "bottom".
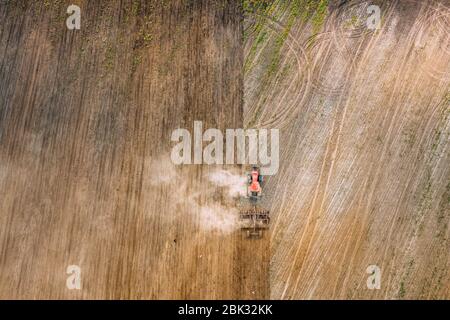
{"left": 0, "top": 0, "right": 448, "bottom": 299}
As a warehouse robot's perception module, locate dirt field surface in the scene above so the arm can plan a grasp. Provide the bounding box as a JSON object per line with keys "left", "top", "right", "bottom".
{"left": 0, "top": 0, "right": 449, "bottom": 299}
{"left": 245, "top": 0, "right": 449, "bottom": 299}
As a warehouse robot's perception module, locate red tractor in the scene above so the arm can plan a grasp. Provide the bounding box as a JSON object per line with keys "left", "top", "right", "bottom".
{"left": 240, "top": 166, "right": 270, "bottom": 238}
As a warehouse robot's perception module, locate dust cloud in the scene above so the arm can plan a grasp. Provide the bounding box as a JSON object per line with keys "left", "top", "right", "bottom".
{"left": 146, "top": 156, "right": 245, "bottom": 234}
{"left": 207, "top": 169, "right": 247, "bottom": 198}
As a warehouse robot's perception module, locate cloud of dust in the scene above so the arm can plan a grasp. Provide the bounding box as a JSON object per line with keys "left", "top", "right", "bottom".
{"left": 207, "top": 169, "right": 247, "bottom": 198}
{"left": 145, "top": 156, "right": 244, "bottom": 234}
{"left": 198, "top": 204, "right": 239, "bottom": 233}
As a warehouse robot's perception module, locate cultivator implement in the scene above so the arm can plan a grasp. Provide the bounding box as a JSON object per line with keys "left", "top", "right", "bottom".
{"left": 239, "top": 206, "right": 270, "bottom": 238}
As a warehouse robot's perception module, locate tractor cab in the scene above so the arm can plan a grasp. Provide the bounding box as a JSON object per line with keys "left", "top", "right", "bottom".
{"left": 247, "top": 166, "right": 263, "bottom": 200}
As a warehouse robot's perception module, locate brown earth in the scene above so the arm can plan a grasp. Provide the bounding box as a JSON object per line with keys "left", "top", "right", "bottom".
{"left": 0, "top": 0, "right": 268, "bottom": 299}
{"left": 0, "top": 0, "right": 449, "bottom": 299}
